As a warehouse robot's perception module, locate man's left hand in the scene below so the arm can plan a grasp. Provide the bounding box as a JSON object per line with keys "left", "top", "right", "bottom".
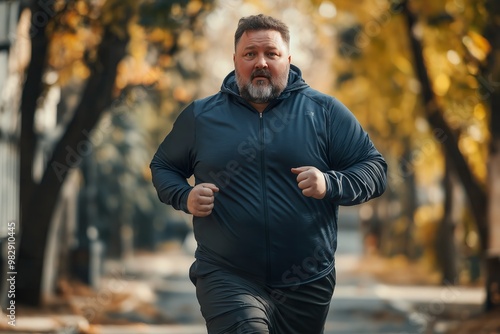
{"left": 291, "top": 166, "right": 327, "bottom": 199}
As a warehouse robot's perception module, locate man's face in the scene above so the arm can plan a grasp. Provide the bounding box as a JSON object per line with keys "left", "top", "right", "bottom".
{"left": 234, "top": 29, "right": 291, "bottom": 104}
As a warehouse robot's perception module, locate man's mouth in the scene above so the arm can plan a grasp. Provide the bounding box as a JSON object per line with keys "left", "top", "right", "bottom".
{"left": 252, "top": 71, "right": 271, "bottom": 81}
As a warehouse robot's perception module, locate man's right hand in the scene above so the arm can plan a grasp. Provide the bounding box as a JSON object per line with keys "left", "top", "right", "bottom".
{"left": 187, "top": 183, "right": 219, "bottom": 217}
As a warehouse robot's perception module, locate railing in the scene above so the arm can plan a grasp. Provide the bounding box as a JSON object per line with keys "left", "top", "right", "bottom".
{"left": 0, "top": 0, "right": 21, "bottom": 309}
{"left": 0, "top": 0, "right": 21, "bottom": 236}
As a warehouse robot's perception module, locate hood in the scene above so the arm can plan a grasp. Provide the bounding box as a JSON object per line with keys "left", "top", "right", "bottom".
{"left": 220, "top": 64, "right": 309, "bottom": 100}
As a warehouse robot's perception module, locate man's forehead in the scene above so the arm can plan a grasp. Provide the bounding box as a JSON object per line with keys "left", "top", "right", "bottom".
{"left": 238, "top": 30, "right": 285, "bottom": 47}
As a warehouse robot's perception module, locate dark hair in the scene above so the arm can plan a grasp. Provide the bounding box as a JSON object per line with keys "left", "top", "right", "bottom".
{"left": 234, "top": 14, "right": 290, "bottom": 50}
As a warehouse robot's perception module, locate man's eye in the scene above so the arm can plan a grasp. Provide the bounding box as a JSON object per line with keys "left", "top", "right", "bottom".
{"left": 245, "top": 52, "right": 255, "bottom": 57}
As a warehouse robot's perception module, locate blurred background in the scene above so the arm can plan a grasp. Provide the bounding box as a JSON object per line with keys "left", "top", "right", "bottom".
{"left": 0, "top": 0, "right": 499, "bottom": 333}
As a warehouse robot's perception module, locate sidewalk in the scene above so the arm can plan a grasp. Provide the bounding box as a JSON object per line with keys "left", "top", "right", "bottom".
{"left": 333, "top": 255, "right": 486, "bottom": 334}
{"left": 0, "top": 250, "right": 487, "bottom": 334}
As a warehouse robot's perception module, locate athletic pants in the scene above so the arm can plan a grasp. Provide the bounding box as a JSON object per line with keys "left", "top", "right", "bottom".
{"left": 190, "top": 261, "right": 336, "bottom": 334}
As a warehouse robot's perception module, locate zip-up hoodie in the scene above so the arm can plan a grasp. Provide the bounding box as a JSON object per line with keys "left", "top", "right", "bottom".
{"left": 150, "top": 65, "right": 387, "bottom": 287}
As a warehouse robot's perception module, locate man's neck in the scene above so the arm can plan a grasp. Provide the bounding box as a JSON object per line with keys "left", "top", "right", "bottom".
{"left": 249, "top": 101, "right": 268, "bottom": 113}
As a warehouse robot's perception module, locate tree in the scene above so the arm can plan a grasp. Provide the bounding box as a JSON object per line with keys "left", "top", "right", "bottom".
{"left": 324, "top": 0, "right": 490, "bottom": 287}
{"left": 18, "top": 0, "right": 133, "bottom": 306}
{"left": 17, "top": 0, "right": 214, "bottom": 306}
{"left": 401, "top": 0, "right": 488, "bottom": 250}
{"left": 483, "top": 0, "right": 500, "bottom": 311}
{"left": 401, "top": 0, "right": 500, "bottom": 310}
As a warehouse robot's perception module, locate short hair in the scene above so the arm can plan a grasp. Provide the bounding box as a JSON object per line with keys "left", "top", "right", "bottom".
{"left": 234, "top": 14, "right": 290, "bottom": 50}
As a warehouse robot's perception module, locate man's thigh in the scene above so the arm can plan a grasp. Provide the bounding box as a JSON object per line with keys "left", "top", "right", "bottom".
{"left": 270, "top": 270, "right": 336, "bottom": 334}
{"left": 194, "top": 268, "right": 273, "bottom": 334}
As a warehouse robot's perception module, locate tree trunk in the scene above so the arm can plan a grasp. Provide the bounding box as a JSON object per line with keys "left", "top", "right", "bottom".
{"left": 435, "top": 156, "right": 458, "bottom": 285}
{"left": 484, "top": 0, "right": 500, "bottom": 311}
{"left": 17, "top": 25, "right": 130, "bottom": 306}
{"left": 401, "top": 138, "right": 418, "bottom": 259}
{"left": 19, "top": 0, "right": 49, "bottom": 226}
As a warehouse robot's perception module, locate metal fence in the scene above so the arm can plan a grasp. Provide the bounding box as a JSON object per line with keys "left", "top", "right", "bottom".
{"left": 0, "top": 0, "right": 21, "bottom": 309}
{"left": 0, "top": 0, "right": 21, "bottom": 238}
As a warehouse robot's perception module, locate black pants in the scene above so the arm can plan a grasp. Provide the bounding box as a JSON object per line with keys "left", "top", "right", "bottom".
{"left": 191, "top": 261, "right": 336, "bottom": 334}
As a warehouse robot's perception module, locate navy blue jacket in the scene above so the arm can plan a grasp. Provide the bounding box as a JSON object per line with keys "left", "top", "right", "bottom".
{"left": 150, "top": 65, "right": 387, "bottom": 287}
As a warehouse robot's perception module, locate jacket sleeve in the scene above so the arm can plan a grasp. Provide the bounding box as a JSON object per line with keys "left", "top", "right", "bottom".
{"left": 324, "top": 99, "right": 387, "bottom": 206}
{"left": 150, "top": 103, "right": 196, "bottom": 213}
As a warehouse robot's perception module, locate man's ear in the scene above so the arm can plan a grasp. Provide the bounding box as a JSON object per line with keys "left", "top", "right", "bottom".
{"left": 288, "top": 55, "right": 292, "bottom": 63}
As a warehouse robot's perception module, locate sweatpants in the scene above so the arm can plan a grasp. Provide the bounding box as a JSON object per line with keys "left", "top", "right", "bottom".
{"left": 190, "top": 261, "right": 336, "bottom": 334}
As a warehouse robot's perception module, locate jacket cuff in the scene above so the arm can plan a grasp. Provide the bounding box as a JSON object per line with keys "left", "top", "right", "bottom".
{"left": 179, "top": 188, "right": 192, "bottom": 214}
{"left": 324, "top": 171, "right": 340, "bottom": 201}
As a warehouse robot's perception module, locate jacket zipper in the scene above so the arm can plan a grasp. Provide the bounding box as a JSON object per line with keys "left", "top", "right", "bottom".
{"left": 259, "top": 111, "right": 271, "bottom": 282}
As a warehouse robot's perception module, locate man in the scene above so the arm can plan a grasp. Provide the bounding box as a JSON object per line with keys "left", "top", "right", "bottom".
{"left": 150, "top": 14, "right": 387, "bottom": 334}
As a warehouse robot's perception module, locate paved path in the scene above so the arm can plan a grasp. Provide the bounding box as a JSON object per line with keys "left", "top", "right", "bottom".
{"left": 98, "top": 227, "right": 484, "bottom": 334}
{"left": 0, "top": 225, "right": 484, "bottom": 334}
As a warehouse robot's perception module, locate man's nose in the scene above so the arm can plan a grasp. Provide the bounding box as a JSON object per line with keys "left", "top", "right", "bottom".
{"left": 255, "top": 55, "right": 268, "bottom": 69}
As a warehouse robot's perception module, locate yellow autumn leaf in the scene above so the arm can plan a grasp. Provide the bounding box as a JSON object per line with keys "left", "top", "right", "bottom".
{"left": 65, "top": 11, "right": 81, "bottom": 29}
{"left": 173, "top": 87, "right": 192, "bottom": 103}
{"left": 459, "top": 135, "right": 477, "bottom": 155}
{"left": 474, "top": 104, "right": 487, "bottom": 121}
{"left": 187, "top": 0, "right": 204, "bottom": 16}
{"left": 462, "top": 31, "right": 491, "bottom": 62}
{"left": 393, "top": 55, "right": 413, "bottom": 75}
{"left": 158, "top": 55, "right": 173, "bottom": 67}
{"left": 433, "top": 73, "right": 450, "bottom": 96}
{"left": 414, "top": 204, "right": 443, "bottom": 228}
{"left": 76, "top": 1, "right": 89, "bottom": 15}
{"left": 148, "top": 28, "right": 171, "bottom": 43}
{"left": 72, "top": 60, "right": 90, "bottom": 79}
{"left": 128, "top": 25, "right": 148, "bottom": 60}
{"left": 178, "top": 30, "right": 194, "bottom": 48}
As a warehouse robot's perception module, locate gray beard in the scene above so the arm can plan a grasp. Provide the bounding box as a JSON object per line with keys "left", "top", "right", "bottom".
{"left": 236, "top": 66, "right": 289, "bottom": 104}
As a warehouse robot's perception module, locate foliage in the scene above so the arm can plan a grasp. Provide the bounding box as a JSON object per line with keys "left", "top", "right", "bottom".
{"left": 304, "top": 0, "right": 490, "bottom": 282}
{"left": 15, "top": 0, "right": 215, "bottom": 305}
{"left": 43, "top": 0, "right": 215, "bottom": 254}
{"left": 46, "top": 0, "right": 213, "bottom": 91}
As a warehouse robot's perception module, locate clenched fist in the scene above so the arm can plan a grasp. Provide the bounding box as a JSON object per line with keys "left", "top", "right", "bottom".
{"left": 187, "top": 183, "right": 219, "bottom": 217}
{"left": 291, "top": 166, "right": 327, "bottom": 199}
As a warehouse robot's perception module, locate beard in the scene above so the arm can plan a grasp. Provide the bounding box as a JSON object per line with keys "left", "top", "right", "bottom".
{"left": 235, "top": 65, "right": 290, "bottom": 104}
